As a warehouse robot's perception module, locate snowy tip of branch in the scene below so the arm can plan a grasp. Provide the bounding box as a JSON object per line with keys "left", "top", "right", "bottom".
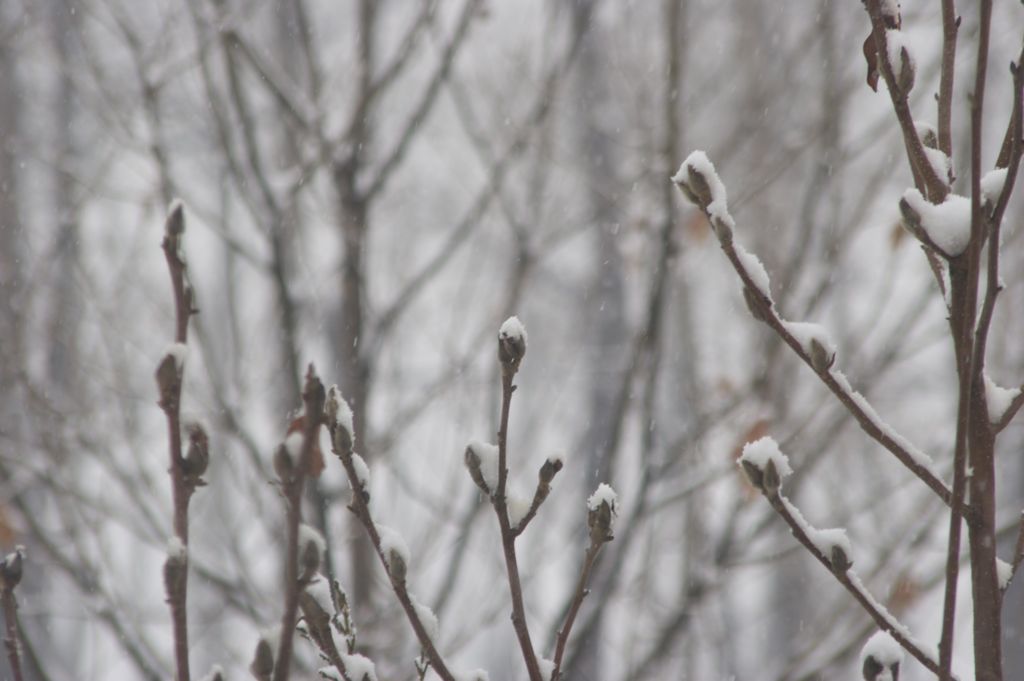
{"left": 539, "top": 453, "right": 565, "bottom": 484}
{"left": 739, "top": 437, "right": 792, "bottom": 495}
{"left": 500, "top": 316, "right": 528, "bottom": 345}
{"left": 588, "top": 483, "right": 618, "bottom": 543}
{"left": 587, "top": 483, "right": 618, "bottom": 513}
{"left": 673, "top": 151, "right": 734, "bottom": 241}
{"left": 900, "top": 189, "right": 971, "bottom": 257}
{"left": 861, "top": 631, "right": 903, "bottom": 679}
{"left": 499, "top": 316, "right": 528, "bottom": 370}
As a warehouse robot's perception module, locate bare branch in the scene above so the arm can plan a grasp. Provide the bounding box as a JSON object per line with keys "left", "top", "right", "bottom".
{"left": 491, "top": 325, "right": 543, "bottom": 681}
{"left": 362, "top": 0, "right": 481, "bottom": 202}
{"left": 271, "top": 367, "right": 326, "bottom": 681}
{"left": 325, "top": 391, "right": 456, "bottom": 681}
{"left": 673, "top": 157, "right": 964, "bottom": 517}
{"left": 741, "top": 462, "right": 945, "bottom": 677}
{"left": 158, "top": 201, "right": 200, "bottom": 681}
{"left": 863, "top": 0, "right": 950, "bottom": 202}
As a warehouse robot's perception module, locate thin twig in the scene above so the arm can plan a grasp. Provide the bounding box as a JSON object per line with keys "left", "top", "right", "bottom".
{"left": 272, "top": 367, "right": 326, "bottom": 681}
{"left": 716, "top": 236, "right": 963, "bottom": 516}
{"left": 493, "top": 368, "right": 543, "bottom": 681}
{"left": 158, "top": 202, "right": 197, "bottom": 681}
{"left": 863, "top": 0, "right": 949, "bottom": 201}
{"left": 326, "top": 401, "right": 456, "bottom": 681}
{"left": 763, "top": 490, "right": 945, "bottom": 677}
{"left": 362, "top": 0, "right": 481, "bottom": 202}
{"left": 551, "top": 541, "right": 603, "bottom": 680}
{"left": 937, "top": 0, "right": 959, "bottom": 156}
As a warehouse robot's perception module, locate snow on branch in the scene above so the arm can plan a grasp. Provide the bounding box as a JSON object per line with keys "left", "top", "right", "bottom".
{"left": 322, "top": 392, "right": 457, "bottom": 681}
{"left": 983, "top": 373, "right": 1021, "bottom": 425}
{"left": 673, "top": 152, "right": 959, "bottom": 515}
{"left": 899, "top": 188, "right": 972, "bottom": 257}
{"left": 739, "top": 438, "right": 942, "bottom": 676}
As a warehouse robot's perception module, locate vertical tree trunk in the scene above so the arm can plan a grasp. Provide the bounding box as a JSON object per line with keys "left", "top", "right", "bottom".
{"left": 46, "top": 0, "right": 81, "bottom": 395}
{"left": 569, "top": 3, "right": 625, "bottom": 679}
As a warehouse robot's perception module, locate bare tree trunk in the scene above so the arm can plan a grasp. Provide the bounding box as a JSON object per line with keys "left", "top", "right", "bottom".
{"left": 46, "top": 0, "right": 80, "bottom": 396}
{"left": 331, "top": 0, "right": 376, "bottom": 618}
{"left": 568, "top": 3, "right": 625, "bottom": 679}
{"left": 0, "top": 5, "right": 24, "bottom": 393}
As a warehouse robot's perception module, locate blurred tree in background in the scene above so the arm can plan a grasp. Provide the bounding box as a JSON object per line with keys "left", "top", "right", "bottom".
{"left": 0, "top": 1, "right": 1022, "bottom": 680}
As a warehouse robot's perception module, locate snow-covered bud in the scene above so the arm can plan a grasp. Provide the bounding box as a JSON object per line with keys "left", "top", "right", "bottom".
{"left": 739, "top": 437, "right": 792, "bottom": 497}
{"left": 740, "top": 459, "right": 765, "bottom": 491}
{"left": 273, "top": 442, "right": 295, "bottom": 483}
{"left": 809, "top": 338, "right": 835, "bottom": 374}
{"left": 539, "top": 456, "right": 564, "bottom": 486}
{"left": 325, "top": 385, "right": 355, "bottom": 453}
{"left": 0, "top": 546, "right": 24, "bottom": 590}
{"left": 164, "top": 538, "right": 187, "bottom": 604}
{"left": 498, "top": 316, "right": 528, "bottom": 375}
{"left": 830, "top": 544, "right": 852, "bottom": 574}
{"left": 465, "top": 440, "right": 499, "bottom": 495}
{"left": 464, "top": 446, "right": 490, "bottom": 495}
{"left": 761, "top": 459, "right": 782, "bottom": 497}
{"left": 587, "top": 483, "right": 618, "bottom": 544}
{"left": 387, "top": 548, "right": 407, "bottom": 585}
{"left": 183, "top": 423, "right": 210, "bottom": 481}
{"left": 250, "top": 637, "right": 275, "bottom": 681}
{"left": 742, "top": 287, "right": 768, "bottom": 323}
{"left": 684, "top": 163, "right": 716, "bottom": 208}
{"left": 378, "top": 525, "right": 410, "bottom": 586}
{"left": 897, "top": 196, "right": 926, "bottom": 243}
{"left": 298, "top": 524, "right": 325, "bottom": 582}
{"left": 861, "top": 631, "right": 903, "bottom": 681}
